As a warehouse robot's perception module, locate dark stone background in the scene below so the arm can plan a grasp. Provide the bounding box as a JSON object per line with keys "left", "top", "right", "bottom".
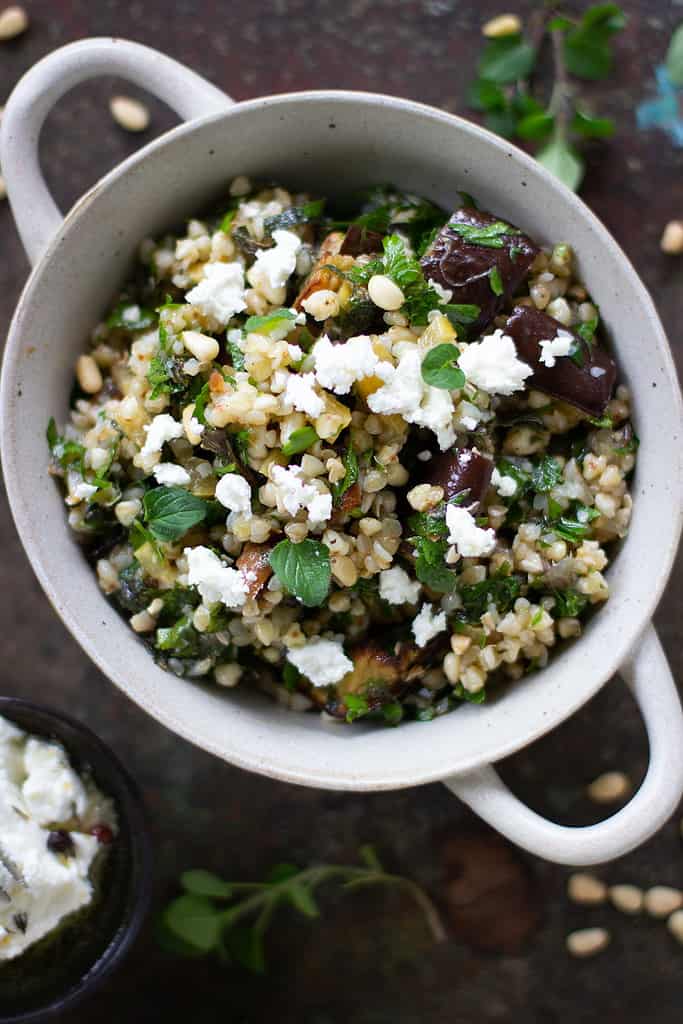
{"left": 1, "top": 2, "right": 682, "bottom": 1021}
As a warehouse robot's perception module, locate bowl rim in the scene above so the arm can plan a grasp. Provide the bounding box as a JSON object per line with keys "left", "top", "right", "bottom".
{"left": 2, "top": 89, "right": 682, "bottom": 791}
{"left": 0, "top": 697, "right": 153, "bottom": 1023}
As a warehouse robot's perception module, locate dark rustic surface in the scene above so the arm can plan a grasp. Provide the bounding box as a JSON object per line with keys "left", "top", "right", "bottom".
{"left": 1, "top": 2, "right": 682, "bottom": 1021}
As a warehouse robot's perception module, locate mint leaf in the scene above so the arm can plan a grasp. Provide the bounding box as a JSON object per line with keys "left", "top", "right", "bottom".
{"left": 156, "top": 615, "right": 200, "bottom": 657}
{"left": 536, "top": 136, "right": 585, "bottom": 192}
{"left": 488, "top": 265, "right": 504, "bottom": 295}
{"left": 162, "top": 894, "right": 222, "bottom": 953}
{"left": 571, "top": 110, "right": 615, "bottom": 139}
{"left": 516, "top": 111, "right": 555, "bottom": 140}
{"left": 447, "top": 219, "right": 512, "bottom": 248}
{"left": 264, "top": 199, "right": 326, "bottom": 235}
{"left": 667, "top": 23, "right": 683, "bottom": 86}
{"left": 421, "top": 344, "right": 465, "bottom": 390}
{"left": 244, "top": 308, "right": 296, "bottom": 336}
{"left": 181, "top": 870, "right": 234, "bottom": 900}
{"left": 413, "top": 536, "right": 457, "bottom": 594}
{"left": 478, "top": 34, "right": 536, "bottom": 85}
{"left": 345, "top": 693, "right": 370, "bottom": 723}
{"left": 143, "top": 486, "right": 208, "bottom": 542}
{"left": 269, "top": 539, "right": 331, "bottom": 607}
{"left": 531, "top": 455, "right": 563, "bottom": 493}
{"left": 282, "top": 426, "right": 319, "bottom": 457}
{"left": 459, "top": 572, "right": 522, "bottom": 622}
{"left": 331, "top": 448, "right": 359, "bottom": 506}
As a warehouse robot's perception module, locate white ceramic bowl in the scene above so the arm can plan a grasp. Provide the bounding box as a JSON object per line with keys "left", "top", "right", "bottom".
{"left": 2, "top": 39, "right": 682, "bottom": 866}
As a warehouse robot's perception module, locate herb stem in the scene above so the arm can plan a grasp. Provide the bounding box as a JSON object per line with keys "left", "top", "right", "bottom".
{"left": 549, "top": 26, "right": 571, "bottom": 138}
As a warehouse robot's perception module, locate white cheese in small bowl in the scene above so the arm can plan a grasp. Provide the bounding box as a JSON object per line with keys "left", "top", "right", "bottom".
{"left": 0, "top": 715, "right": 117, "bottom": 962}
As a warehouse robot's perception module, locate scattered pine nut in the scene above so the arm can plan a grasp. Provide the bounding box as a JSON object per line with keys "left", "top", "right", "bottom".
{"left": 368, "top": 274, "right": 405, "bottom": 311}
{"left": 567, "top": 873, "right": 607, "bottom": 905}
{"left": 609, "top": 884, "right": 644, "bottom": 915}
{"left": 482, "top": 13, "right": 521, "bottom": 38}
{"left": 76, "top": 354, "right": 103, "bottom": 395}
{"left": 586, "top": 771, "right": 631, "bottom": 804}
{"left": 667, "top": 909, "right": 683, "bottom": 945}
{"left": 660, "top": 220, "right": 683, "bottom": 255}
{"left": 566, "top": 927, "right": 610, "bottom": 958}
{"left": 0, "top": 5, "right": 28, "bottom": 41}
{"left": 643, "top": 886, "right": 683, "bottom": 919}
{"left": 109, "top": 95, "right": 150, "bottom": 133}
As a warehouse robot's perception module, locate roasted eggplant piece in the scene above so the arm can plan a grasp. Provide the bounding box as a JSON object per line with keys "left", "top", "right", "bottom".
{"left": 236, "top": 542, "right": 276, "bottom": 600}
{"left": 421, "top": 207, "right": 539, "bottom": 333}
{"left": 339, "top": 224, "right": 385, "bottom": 256}
{"left": 419, "top": 447, "right": 493, "bottom": 510}
{"left": 504, "top": 305, "right": 616, "bottom": 417}
{"left": 293, "top": 231, "right": 346, "bottom": 310}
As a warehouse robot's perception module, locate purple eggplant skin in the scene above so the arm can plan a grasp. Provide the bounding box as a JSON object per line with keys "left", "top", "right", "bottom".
{"left": 339, "top": 224, "right": 385, "bottom": 256}
{"left": 420, "top": 207, "right": 539, "bottom": 333}
{"left": 419, "top": 447, "right": 493, "bottom": 510}
{"left": 504, "top": 305, "right": 616, "bottom": 417}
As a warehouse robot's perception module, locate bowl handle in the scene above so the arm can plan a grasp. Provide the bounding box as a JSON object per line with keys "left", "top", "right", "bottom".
{"left": 0, "top": 38, "right": 232, "bottom": 266}
{"left": 443, "top": 624, "right": 683, "bottom": 865}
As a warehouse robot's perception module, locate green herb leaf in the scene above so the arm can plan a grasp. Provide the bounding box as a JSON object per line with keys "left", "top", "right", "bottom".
{"left": 282, "top": 426, "right": 319, "bottom": 457}
{"left": 381, "top": 703, "right": 403, "bottom": 727}
{"left": 550, "top": 588, "right": 588, "bottom": 618}
{"left": 516, "top": 111, "right": 555, "bottom": 140}
{"left": 564, "top": 4, "right": 626, "bottom": 81}
{"left": 223, "top": 925, "right": 266, "bottom": 974}
{"left": 282, "top": 662, "right": 301, "bottom": 692}
{"left": 181, "top": 870, "right": 234, "bottom": 900}
{"left": 286, "top": 882, "right": 320, "bottom": 918}
{"left": 219, "top": 208, "right": 237, "bottom": 233}
{"left": 478, "top": 33, "right": 536, "bottom": 84}
{"left": 413, "top": 536, "right": 457, "bottom": 594}
{"left": 421, "top": 344, "right": 466, "bottom": 390}
{"left": 468, "top": 78, "right": 506, "bottom": 112}
{"left": 331, "top": 447, "right": 359, "bottom": 506}
{"left": 345, "top": 693, "right": 370, "bottom": 723}
{"left": 488, "top": 265, "right": 504, "bottom": 296}
{"left": 162, "top": 894, "right": 222, "bottom": 953}
{"left": 269, "top": 538, "right": 331, "bottom": 607}
{"left": 666, "top": 23, "right": 683, "bottom": 86}
{"left": 442, "top": 303, "right": 481, "bottom": 327}
{"left": 571, "top": 110, "right": 615, "bottom": 138}
{"left": 226, "top": 332, "right": 246, "bottom": 371}
{"left": 549, "top": 502, "right": 600, "bottom": 543}
{"left": 263, "top": 199, "right": 326, "bottom": 235}
{"left": 143, "top": 487, "right": 208, "bottom": 542}
{"left": 244, "top": 308, "right": 297, "bottom": 336}
{"left": 459, "top": 572, "right": 523, "bottom": 622}
{"left": 447, "top": 219, "right": 512, "bottom": 248}
{"left": 531, "top": 455, "right": 563, "bottom": 493}
{"left": 106, "top": 302, "right": 156, "bottom": 331}
{"left": 232, "top": 429, "right": 251, "bottom": 465}
{"left": 453, "top": 682, "right": 487, "bottom": 704}
{"left": 156, "top": 615, "right": 200, "bottom": 657}
{"left": 536, "top": 136, "right": 585, "bottom": 192}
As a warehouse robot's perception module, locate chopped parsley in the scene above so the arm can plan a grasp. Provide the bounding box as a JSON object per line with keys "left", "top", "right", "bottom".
{"left": 447, "top": 218, "right": 513, "bottom": 248}
{"left": 488, "top": 265, "right": 504, "bottom": 295}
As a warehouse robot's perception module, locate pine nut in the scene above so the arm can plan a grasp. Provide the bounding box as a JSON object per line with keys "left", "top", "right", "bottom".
{"left": 114, "top": 499, "right": 141, "bottom": 527}
{"left": 566, "top": 927, "right": 610, "bottom": 958}
{"left": 130, "top": 610, "right": 155, "bottom": 633}
{"left": 567, "top": 873, "right": 607, "bottom": 905}
{"left": 182, "top": 403, "right": 203, "bottom": 445}
{"left": 368, "top": 274, "right": 404, "bottom": 311}
{"left": 667, "top": 909, "right": 683, "bottom": 945}
{"left": 482, "top": 13, "right": 521, "bottom": 38}
{"left": 586, "top": 770, "right": 630, "bottom": 804}
{"left": 182, "top": 330, "right": 219, "bottom": 363}
{"left": 660, "top": 220, "right": 683, "bottom": 255}
{"left": 215, "top": 663, "right": 242, "bottom": 688}
{"left": 0, "top": 5, "right": 28, "bottom": 40}
{"left": 76, "top": 354, "right": 103, "bottom": 394}
{"left": 301, "top": 289, "right": 340, "bottom": 321}
{"left": 643, "top": 886, "right": 683, "bottom": 919}
{"left": 608, "top": 884, "right": 643, "bottom": 915}
{"left": 109, "top": 95, "right": 150, "bottom": 132}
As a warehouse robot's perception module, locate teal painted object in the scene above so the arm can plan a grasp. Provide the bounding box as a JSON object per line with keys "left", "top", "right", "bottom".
{"left": 637, "top": 65, "right": 683, "bottom": 146}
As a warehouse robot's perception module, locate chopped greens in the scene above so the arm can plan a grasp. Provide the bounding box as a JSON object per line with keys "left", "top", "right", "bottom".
{"left": 420, "top": 344, "right": 466, "bottom": 391}
{"left": 458, "top": 571, "right": 523, "bottom": 622}
{"left": 331, "top": 448, "right": 359, "bottom": 506}
{"left": 531, "top": 455, "right": 563, "bottom": 493}
{"left": 264, "top": 199, "right": 325, "bottom": 235}
{"left": 106, "top": 302, "right": 156, "bottom": 331}
{"left": 282, "top": 426, "right": 319, "bottom": 457}
{"left": 244, "top": 308, "right": 297, "bottom": 336}
{"left": 488, "top": 265, "right": 504, "bottom": 295}
{"left": 447, "top": 219, "right": 513, "bottom": 248}
{"left": 269, "top": 539, "right": 331, "bottom": 608}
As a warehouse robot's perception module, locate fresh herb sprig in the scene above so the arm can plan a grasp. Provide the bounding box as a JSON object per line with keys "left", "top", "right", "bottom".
{"left": 159, "top": 847, "right": 446, "bottom": 972}
{"left": 469, "top": 5, "right": 626, "bottom": 191}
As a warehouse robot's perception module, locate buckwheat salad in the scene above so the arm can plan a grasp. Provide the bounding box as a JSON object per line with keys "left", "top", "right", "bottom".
{"left": 47, "top": 179, "right": 637, "bottom": 725}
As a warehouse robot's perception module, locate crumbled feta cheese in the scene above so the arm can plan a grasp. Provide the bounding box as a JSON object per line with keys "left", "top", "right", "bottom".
{"left": 73, "top": 481, "right": 98, "bottom": 501}
{"left": 216, "top": 473, "right": 252, "bottom": 527}
{"left": 287, "top": 343, "right": 303, "bottom": 363}
{"left": 491, "top": 467, "right": 517, "bottom": 498}
{"left": 411, "top": 604, "right": 447, "bottom": 647}
{"left": 314, "top": 334, "right": 391, "bottom": 395}
{"left": 270, "top": 465, "right": 332, "bottom": 527}
{"left": 368, "top": 348, "right": 456, "bottom": 450}
{"left": 285, "top": 637, "right": 353, "bottom": 687}
{"left": 445, "top": 504, "right": 496, "bottom": 557}
{"left": 184, "top": 546, "right": 248, "bottom": 608}
{"left": 379, "top": 566, "right": 421, "bottom": 605}
{"left": 0, "top": 718, "right": 113, "bottom": 961}
{"left": 538, "top": 328, "right": 575, "bottom": 368}
{"left": 247, "top": 229, "right": 301, "bottom": 292}
{"left": 140, "top": 413, "right": 184, "bottom": 457}
{"left": 153, "top": 463, "right": 191, "bottom": 487}
{"left": 457, "top": 329, "right": 533, "bottom": 396}
{"left": 283, "top": 372, "right": 325, "bottom": 417}
{"left": 186, "top": 261, "right": 247, "bottom": 325}
{"left": 429, "top": 280, "right": 453, "bottom": 303}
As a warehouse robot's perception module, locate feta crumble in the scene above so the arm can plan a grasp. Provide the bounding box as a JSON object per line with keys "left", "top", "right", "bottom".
{"left": 457, "top": 329, "right": 533, "bottom": 396}
{"left": 185, "top": 546, "right": 249, "bottom": 608}
{"left": 313, "top": 334, "right": 391, "bottom": 394}
{"left": 140, "top": 413, "right": 184, "bottom": 457}
{"left": 153, "top": 463, "right": 191, "bottom": 487}
{"left": 247, "top": 229, "right": 301, "bottom": 292}
{"left": 411, "top": 604, "right": 447, "bottom": 647}
{"left": 379, "top": 566, "right": 421, "bottom": 605}
{"left": 186, "top": 261, "right": 247, "bottom": 325}
{"left": 368, "top": 348, "right": 456, "bottom": 450}
{"left": 445, "top": 504, "right": 497, "bottom": 557}
{"left": 538, "top": 328, "right": 575, "bottom": 368}
{"left": 270, "top": 465, "right": 332, "bottom": 527}
{"left": 491, "top": 466, "right": 518, "bottom": 498}
{"left": 283, "top": 372, "right": 325, "bottom": 418}
{"left": 216, "top": 473, "right": 253, "bottom": 527}
{"left": 285, "top": 637, "right": 353, "bottom": 687}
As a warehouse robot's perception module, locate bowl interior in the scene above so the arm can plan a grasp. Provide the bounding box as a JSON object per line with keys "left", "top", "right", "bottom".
{"left": 0, "top": 699, "right": 151, "bottom": 1022}
{"left": 2, "top": 92, "right": 682, "bottom": 791}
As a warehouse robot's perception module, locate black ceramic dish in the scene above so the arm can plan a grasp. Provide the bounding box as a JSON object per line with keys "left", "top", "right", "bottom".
{"left": 0, "top": 698, "right": 152, "bottom": 1023}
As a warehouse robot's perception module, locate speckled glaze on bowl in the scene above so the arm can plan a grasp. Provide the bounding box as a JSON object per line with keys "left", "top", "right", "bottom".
{"left": 0, "top": 697, "right": 152, "bottom": 1023}
{"left": 1, "top": 39, "right": 682, "bottom": 867}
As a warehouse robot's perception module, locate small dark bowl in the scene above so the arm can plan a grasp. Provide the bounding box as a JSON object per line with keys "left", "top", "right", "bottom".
{"left": 0, "top": 698, "right": 152, "bottom": 1023}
